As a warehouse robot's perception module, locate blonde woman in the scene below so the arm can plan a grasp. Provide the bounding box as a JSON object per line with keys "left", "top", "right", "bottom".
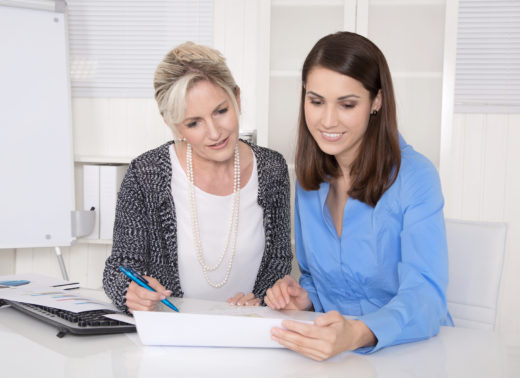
{"left": 103, "top": 42, "right": 291, "bottom": 313}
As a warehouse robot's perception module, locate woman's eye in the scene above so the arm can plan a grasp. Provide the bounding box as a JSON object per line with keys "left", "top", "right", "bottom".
{"left": 309, "top": 99, "right": 322, "bottom": 105}
{"left": 342, "top": 104, "right": 355, "bottom": 109}
{"left": 186, "top": 121, "right": 198, "bottom": 128}
{"left": 217, "top": 107, "right": 228, "bottom": 115}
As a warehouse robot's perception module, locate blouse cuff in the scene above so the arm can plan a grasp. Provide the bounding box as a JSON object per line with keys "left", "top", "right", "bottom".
{"left": 306, "top": 290, "right": 323, "bottom": 313}
{"left": 355, "top": 309, "right": 402, "bottom": 354}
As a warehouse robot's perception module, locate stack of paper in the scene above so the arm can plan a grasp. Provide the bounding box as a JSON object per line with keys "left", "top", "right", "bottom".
{"left": 134, "top": 297, "right": 323, "bottom": 348}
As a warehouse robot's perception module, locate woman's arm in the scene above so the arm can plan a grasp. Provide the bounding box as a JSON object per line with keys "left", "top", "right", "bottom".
{"left": 356, "top": 158, "right": 450, "bottom": 353}
{"left": 102, "top": 163, "right": 152, "bottom": 312}
{"left": 252, "top": 150, "right": 293, "bottom": 300}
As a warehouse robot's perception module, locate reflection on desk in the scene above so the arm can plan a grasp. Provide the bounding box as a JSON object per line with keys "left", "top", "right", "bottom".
{"left": 1, "top": 291, "right": 518, "bottom": 378}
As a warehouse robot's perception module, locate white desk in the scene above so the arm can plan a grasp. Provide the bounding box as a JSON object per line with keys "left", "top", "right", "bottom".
{"left": 1, "top": 291, "right": 519, "bottom": 378}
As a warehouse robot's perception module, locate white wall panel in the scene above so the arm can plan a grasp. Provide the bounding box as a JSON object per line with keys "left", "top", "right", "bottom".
{"left": 0, "top": 250, "right": 16, "bottom": 275}
{"left": 443, "top": 113, "right": 520, "bottom": 335}
{"left": 460, "top": 114, "right": 485, "bottom": 219}
{"left": 15, "top": 244, "right": 111, "bottom": 289}
{"left": 73, "top": 98, "right": 172, "bottom": 161}
{"left": 481, "top": 115, "right": 508, "bottom": 221}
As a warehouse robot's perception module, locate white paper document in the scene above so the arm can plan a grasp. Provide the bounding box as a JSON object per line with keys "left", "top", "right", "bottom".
{"left": 134, "top": 297, "right": 323, "bottom": 348}
{"left": 0, "top": 276, "right": 118, "bottom": 313}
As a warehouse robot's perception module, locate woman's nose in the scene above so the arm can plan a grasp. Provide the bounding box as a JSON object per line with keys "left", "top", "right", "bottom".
{"left": 322, "top": 105, "right": 338, "bottom": 128}
{"left": 206, "top": 119, "right": 221, "bottom": 140}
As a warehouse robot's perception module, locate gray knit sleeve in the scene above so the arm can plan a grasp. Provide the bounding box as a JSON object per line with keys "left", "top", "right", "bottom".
{"left": 252, "top": 147, "right": 293, "bottom": 300}
{"left": 102, "top": 161, "right": 150, "bottom": 312}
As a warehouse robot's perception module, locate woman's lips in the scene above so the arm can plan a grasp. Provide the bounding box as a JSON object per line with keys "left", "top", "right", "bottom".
{"left": 320, "top": 131, "right": 344, "bottom": 142}
{"left": 208, "top": 136, "right": 230, "bottom": 149}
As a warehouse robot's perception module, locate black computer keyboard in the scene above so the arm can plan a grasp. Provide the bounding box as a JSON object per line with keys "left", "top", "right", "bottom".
{"left": 4, "top": 299, "right": 136, "bottom": 338}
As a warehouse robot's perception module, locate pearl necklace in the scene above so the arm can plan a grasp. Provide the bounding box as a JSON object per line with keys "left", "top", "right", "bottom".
{"left": 186, "top": 143, "right": 240, "bottom": 288}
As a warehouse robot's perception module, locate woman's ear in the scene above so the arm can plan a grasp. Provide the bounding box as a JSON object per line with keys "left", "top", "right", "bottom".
{"left": 372, "top": 89, "right": 382, "bottom": 112}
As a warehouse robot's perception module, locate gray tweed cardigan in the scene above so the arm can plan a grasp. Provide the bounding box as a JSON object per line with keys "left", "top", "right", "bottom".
{"left": 103, "top": 140, "right": 292, "bottom": 312}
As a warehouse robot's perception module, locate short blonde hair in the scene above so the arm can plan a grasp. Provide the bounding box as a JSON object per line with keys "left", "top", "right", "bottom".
{"left": 153, "top": 42, "right": 240, "bottom": 134}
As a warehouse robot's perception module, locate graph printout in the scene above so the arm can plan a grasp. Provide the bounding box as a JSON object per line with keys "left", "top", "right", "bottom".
{"left": 0, "top": 284, "right": 118, "bottom": 313}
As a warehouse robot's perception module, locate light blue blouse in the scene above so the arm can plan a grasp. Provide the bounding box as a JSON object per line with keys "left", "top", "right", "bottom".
{"left": 295, "top": 136, "right": 453, "bottom": 353}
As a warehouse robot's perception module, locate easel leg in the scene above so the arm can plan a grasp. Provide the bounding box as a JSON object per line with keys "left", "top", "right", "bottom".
{"left": 54, "top": 247, "right": 69, "bottom": 281}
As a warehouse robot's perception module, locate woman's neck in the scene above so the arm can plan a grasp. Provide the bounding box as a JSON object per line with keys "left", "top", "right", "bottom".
{"left": 175, "top": 141, "right": 252, "bottom": 196}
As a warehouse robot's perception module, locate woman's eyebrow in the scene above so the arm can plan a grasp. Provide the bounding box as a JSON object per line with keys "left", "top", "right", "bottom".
{"left": 337, "top": 94, "right": 360, "bottom": 100}
{"left": 213, "top": 100, "right": 228, "bottom": 111}
{"left": 306, "top": 91, "right": 323, "bottom": 98}
{"left": 306, "top": 91, "right": 360, "bottom": 101}
{"left": 182, "top": 100, "right": 228, "bottom": 122}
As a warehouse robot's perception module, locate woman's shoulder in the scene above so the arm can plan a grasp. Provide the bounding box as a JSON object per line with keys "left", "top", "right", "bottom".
{"left": 398, "top": 139, "right": 439, "bottom": 186}
{"left": 392, "top": 138, "right": 443, "bottom": 207}
{"left": 128, "top": 141, "right": 173, "bottom": 171}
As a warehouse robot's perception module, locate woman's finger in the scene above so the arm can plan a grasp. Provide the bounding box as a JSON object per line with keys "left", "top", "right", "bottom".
{"left": 264, "top": 295, "right": 275, "bottom": 309}
{"left": 264, "top": 287, "right": 280, "bottom": 309}
{"left": 243, "top": 297, "right": 261, "bottom": 306}
{"left": 146, "top": 276, "right": 172, "bottom": 296}
{"left": 271, "top": 329, "right": 328, "bottom": 361}
{"left": 237, "top": 292, "right": 255, "bottom": 306}
{"left": 126, "top": 298, "right": 157, "bottom": 312}
{"left": 313, "top": 311, "right": 343, "bottom": 327}
{"left": 133, "top": 284, "right": 164, "bottom": 301}
{"left": 227, "top": 292, "right": 245, "bottom": 305}
{"left": 281, "top": 320, "right": 326, "bottom": 340}
{"left": 270, "top": 283, "right": 287, "bottom": 309}
{"left": 280, "top": 275, "right": 297, "bottom": 304}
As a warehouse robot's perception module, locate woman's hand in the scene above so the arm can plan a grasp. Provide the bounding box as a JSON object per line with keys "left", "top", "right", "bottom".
{"left": 227, "top": 292, "right": 261, "bottom": 306}
{"left": 264, "top": 275, "right": 312, "bottom": 311}
{"left": 271, "top": 311, "right": 376, "bottom": 361}
{"left": 125, "top": 276, "right": 172, "bottom": 313}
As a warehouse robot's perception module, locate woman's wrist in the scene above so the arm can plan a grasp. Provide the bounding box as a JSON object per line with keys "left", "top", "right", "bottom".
{"left": 350, "top": 319, "right": 377, "bottom": 350}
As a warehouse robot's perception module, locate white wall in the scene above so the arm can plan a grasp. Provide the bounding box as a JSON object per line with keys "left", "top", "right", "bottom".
{"left": 442, "top": 113, "right": 520, "bottom": 335}
{"left": 439, "top": 0, "right": 520, "bottom": 337}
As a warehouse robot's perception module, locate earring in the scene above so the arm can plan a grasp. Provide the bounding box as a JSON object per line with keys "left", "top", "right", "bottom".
{"left": 370, "top": 110, "right": 378, "bottom": 116}
{"left": 175, "top": 136, "right": 187, "bottom": 142}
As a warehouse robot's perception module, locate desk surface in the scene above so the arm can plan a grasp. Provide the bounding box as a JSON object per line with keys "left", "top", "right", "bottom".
{"left": 1, "top": 291, "right": 519, "bottom": 378}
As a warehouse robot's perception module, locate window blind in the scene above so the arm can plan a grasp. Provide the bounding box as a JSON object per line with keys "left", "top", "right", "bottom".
{"left": 67, "top": 0, "right": 213, "bottom": 97}
{"left": 454, "top": 0, "right": 520, "bottom": 113}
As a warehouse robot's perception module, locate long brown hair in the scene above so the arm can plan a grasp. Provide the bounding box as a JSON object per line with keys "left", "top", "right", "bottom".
{"left": 295, "top": 32, "right": 400, "bottom": 207}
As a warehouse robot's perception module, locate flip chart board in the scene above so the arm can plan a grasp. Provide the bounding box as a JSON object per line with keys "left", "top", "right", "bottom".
{"left": 0, "top": 5, "right": 75, "bottom": 248}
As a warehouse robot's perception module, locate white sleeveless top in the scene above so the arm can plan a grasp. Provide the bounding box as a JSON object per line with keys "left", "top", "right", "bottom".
{"left": 170, "top": 145, "right": 265, "bottom": 300}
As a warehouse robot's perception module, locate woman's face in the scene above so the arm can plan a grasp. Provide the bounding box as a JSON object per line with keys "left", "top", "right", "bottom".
{"left": 177, "top": 80, "right": 239, "bottom": 163}
{"left": 304, "top": 66, "right": 381, "bottom": 165}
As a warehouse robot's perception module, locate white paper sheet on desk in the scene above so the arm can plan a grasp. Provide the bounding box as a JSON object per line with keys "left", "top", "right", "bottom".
{"left": 134, "top": 297, "right": 323, "bottom": 348}
{"left": 0, "top": 284, "right": 118, "bottom": 313}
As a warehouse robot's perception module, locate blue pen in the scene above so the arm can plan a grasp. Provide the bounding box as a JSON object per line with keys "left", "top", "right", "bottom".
{"left": 119, "top": 266, "right": 179, "bottom": 312}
